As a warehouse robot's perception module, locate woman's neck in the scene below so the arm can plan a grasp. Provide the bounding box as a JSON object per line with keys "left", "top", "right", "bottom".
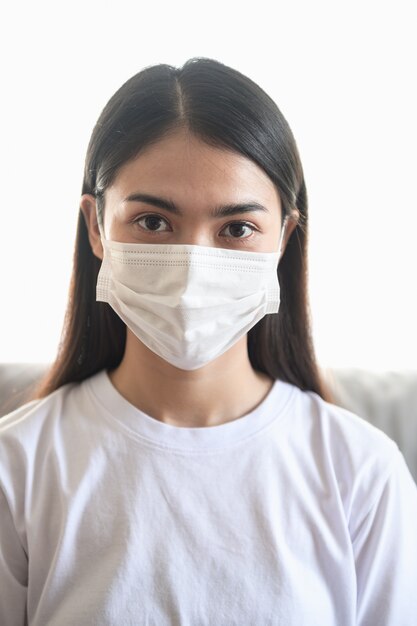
{"left": 108, "top": 330, "right": 273, "bottom": 428}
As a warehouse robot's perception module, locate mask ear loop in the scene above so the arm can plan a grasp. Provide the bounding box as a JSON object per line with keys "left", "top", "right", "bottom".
{"left": 278, "top": 216, "right": 289, "bottom": 259}
{"left": 95, "top": 198, "right": 107, "bottom": 245}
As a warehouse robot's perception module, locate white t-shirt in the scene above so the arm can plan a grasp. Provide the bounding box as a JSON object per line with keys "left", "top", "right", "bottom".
{"left": 0, "top": 370, "right": 416, "bottom": 626}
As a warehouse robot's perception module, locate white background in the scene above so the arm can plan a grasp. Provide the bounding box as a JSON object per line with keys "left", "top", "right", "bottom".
{"left": 0, "top": 0, "right": 416, "bottom": 369}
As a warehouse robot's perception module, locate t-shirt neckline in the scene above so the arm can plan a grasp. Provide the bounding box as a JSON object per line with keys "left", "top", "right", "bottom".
{"left": 86, "top": 369, "right": 296, "bottom": 451}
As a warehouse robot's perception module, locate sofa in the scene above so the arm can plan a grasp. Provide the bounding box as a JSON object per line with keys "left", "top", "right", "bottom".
{"left": 1, "top": 363, "right": 416, "bottom": 483}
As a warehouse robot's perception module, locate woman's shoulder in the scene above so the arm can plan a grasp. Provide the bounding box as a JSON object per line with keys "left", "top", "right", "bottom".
{"left": 0, "top": 381, "right": 75, "bottom": 431}
{"left": 0, "top": 372, "right": 103, "bottom": 450}
{"left": 283, "top": 382, "right": 401, "bottom": 488}
{"left": 277, "top": 382, "right": 415, "bottom": 529}
{"left": 290, "top": 382, "right": 398, "bottom": 451}
{"left": 0, "top": 372, "right": 108, "bottom": 496}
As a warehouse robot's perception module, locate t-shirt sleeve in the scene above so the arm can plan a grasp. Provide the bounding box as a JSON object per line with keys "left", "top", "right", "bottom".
{"left": 351, "top": 448, "right": 417, "bottom": 626}
{"left": 0, "top": 486, "right": 27, "bottom": 626}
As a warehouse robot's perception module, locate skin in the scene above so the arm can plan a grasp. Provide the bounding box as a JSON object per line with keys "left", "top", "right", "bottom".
{"left": 80, "top": 128, "right": 299, "bottom": 428}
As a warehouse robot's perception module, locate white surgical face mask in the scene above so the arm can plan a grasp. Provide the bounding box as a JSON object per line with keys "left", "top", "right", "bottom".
{"left": 96, "top": 222, "right": 287, "bottom": 370}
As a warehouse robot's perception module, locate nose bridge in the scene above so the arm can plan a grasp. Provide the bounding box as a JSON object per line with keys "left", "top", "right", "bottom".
{"left": 180, "top": 221, "right": 213, "bottom": 247}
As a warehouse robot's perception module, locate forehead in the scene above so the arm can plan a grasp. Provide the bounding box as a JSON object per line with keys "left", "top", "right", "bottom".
{"left": 106, "top": 129, "right": 281, "bottom": 208}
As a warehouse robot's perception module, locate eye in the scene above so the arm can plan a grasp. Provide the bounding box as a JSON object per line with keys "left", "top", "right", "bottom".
{"left": 220, "top": 222, "right": 256, "bottom": 239}
{"left": 134, "top": 214, "right": 171, "bottom": 232}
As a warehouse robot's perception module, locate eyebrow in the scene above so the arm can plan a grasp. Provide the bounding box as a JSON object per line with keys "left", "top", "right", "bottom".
{"left": 123, "top": 192, "right": 269, "bottom": 218}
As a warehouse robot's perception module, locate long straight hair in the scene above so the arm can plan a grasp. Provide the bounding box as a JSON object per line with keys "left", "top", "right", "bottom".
{"left": 34, "top": 57, "right": 331, "bottom": 401}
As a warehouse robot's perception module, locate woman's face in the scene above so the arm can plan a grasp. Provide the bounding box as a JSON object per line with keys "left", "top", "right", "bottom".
{"left": 82, "top": 128, "right": 295, "bottom": 257}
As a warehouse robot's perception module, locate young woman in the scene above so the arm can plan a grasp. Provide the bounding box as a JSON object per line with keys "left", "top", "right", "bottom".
{"left": 1, "top": 57, "right": 416, "bottom": 625}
